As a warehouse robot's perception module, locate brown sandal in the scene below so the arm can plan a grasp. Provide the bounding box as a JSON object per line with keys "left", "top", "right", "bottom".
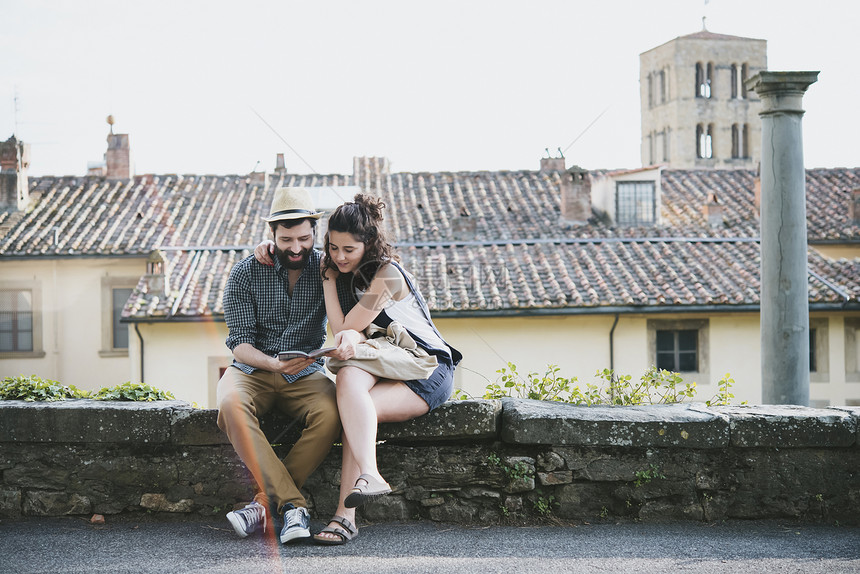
{"left": 344, "top": 473, "right": 392, "bottom": 508}
{"left": 313, "top": 515, "right": 358, "bottom": 546}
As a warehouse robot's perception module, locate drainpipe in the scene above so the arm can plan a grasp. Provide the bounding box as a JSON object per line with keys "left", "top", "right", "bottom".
{"left": 134, "top": 323, "right": 144, "bottom": 384}
{"left": 609, "top": 313, "right": 620, "bottom": 372}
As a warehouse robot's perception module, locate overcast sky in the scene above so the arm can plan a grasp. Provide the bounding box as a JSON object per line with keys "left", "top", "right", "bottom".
{"left": 2, "top": 0, "right": 856, "bottom": 177}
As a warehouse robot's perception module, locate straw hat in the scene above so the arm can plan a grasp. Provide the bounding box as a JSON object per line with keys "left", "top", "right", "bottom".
{"left": 262, "top": 187, "right": 323, "bottom": 223}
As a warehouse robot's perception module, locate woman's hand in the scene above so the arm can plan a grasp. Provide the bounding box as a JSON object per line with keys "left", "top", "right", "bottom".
{"left": 254, "top": 240, "right": 275, "bottom": 266}
{"left": 322, "top": 257, "right": 340, "bottom": 281}
{"left": 330, "top": 329, "right": 363, "bottom": 360}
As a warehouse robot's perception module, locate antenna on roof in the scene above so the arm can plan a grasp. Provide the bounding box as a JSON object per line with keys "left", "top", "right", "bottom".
{"left": 251, "top": 160, "right": 261, "bottom": 173}
{"left": 557, "top": 147, "right": 564, "bottom": 159}
{"left": 13, "top": 86, "right": 20, "bottom": 136}
{"left": 544, "top": 148, "right": 551, "bottom": 158}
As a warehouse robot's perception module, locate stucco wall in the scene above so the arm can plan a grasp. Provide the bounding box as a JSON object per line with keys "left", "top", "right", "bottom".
{"left": 0, "top": 257, "right": 145, "bottom": 391}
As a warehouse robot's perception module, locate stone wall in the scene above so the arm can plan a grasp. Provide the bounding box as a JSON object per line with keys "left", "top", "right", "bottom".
{"left": 1, "top": 399, "right": 858, "bottom": 523}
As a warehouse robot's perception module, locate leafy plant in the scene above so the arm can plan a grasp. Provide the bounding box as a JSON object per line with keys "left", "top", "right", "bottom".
{"left": 487, "top": 452, "right": 533, "bottom": 482}
{"left": 706, "top": 373, "right": 737, "bottom": 406}
{"left": 93, "top": 382, "right": 175, "bottom": 401}
{"left": 633, "top": 464, "right": 666, "bottom": 487}
{"left": 475, "top": 362, "right": 739, "bottom": 408}
{"left": 0, "top": 375, "right": 88, "bottom": 401}
{"left": 533, "top": 490, "right": 557, "bottom": 517}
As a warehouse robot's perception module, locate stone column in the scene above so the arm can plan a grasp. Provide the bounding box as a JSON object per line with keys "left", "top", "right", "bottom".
{"left": 745, "top": 71, "right": 818, "bottom": 405}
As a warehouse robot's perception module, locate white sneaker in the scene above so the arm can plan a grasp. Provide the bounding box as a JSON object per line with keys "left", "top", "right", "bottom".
{"left": 226, "top": 501, "right": 267, "bottom": 538}
{"left": 279, "top": 504, "right": 311, "bottom": 543}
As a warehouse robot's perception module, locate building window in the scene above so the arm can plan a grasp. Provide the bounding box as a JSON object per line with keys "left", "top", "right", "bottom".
{"left": 648, "top": 319, "right": 710, "bottom": 381}
{"left": 662, "top": 128, "right": 670, "bottom": 162}
{"left": 659, "top": 69, "right": 667, "bottom": 104}
{"left": 696, "top": 62, "right": 712, "bottom": 98}
{"left": 741, "top": 63, "right": 749, "bottom": 98}
{"left": 616, "top": 181, "right": 656, "bottom": 225}
{"left": 0, "top": 281, "right": 43, "bottom": 358}
{"left": 731, "top": 64, "right": 738, "bottom": 99}
{"left": 100, "top": 277, "right": 138, "bottom": 357}
{"left": 809, "top": 318, "right": 830, "bottom": 383}
{"left": 112, "top": 288, "right": 133, "bottom": 349}
{"left": 0, "top": 289, "right": 33, "bottom": 352}
{"left": 731, "top": 124, "right": 740, "bottom": 159}
{"left": 648, "top": 73, "right": 654, "bottom": 108}
{"left": 657, "top": 329, "right": 698, "bottom": 372}
{"left": 846, "top": 318, "right": 860, "bottom": 383}
{"left": 697, "top": 124, "right": 713, "bottom": 159}
{"left": 742, "top": 124, "right": 750, "bottom": 158}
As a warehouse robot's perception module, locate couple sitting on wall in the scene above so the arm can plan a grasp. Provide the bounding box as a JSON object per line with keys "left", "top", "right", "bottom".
{"left": 216, "top": 187, "right": 461, "bottom": 545}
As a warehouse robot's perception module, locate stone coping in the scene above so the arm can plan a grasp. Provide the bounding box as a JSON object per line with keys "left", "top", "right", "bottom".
{"left": 0, "top": 399, "right": 856, "bottom": 449}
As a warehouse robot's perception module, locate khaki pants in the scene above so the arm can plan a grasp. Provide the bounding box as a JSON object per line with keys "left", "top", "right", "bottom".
{"left": 216, "top": 367, "right": 340, "bottom": 512}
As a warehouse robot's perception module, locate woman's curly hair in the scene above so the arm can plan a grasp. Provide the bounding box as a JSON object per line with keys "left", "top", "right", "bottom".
{"left": 322, "top": 193, "right": 399, "bottom": 290}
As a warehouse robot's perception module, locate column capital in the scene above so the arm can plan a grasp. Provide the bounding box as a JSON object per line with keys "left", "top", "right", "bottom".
{"left": 745, "top": 71, "right": 819, "bottom": 114}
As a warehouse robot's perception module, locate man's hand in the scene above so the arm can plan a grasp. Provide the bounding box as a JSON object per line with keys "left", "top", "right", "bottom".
{"left": 330, "top": 329, "right": 363, "bottom": 360}
{"left": 254, "top": 240, "right": 275, "bottom": 266}
{"left": 269, "top": 355, "right": 316, "bottom": 376}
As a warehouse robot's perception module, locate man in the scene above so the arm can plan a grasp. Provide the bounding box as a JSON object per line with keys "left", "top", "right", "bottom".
{"left": 217, "top": 187, "right": 340, "bottom": 544}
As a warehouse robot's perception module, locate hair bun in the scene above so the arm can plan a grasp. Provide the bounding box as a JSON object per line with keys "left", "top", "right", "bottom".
{"left": 353, "top": 193, "right": 385, "bottom": 222}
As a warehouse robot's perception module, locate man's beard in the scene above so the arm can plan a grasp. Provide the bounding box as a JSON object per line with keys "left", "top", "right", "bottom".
{"left": 274, "top": 245, "right": 311, "bottom": 270}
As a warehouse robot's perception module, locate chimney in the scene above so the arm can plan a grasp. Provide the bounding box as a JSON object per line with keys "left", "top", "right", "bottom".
{"left": 559, "top": 165, "right": 591, "bottom": 226}
{"left": 850, "top": 188, "right": 860, "bottom": 226}
{"left": 144, "top": 250, "right": 170, "bottom": 296}
{"left": 105, "top": 133, "right": 133, "bottom": 179}
{"left": 248, "top": 170, "right": 269, "bottom": 188}
{"left": 540, "top": 157, "right": 566, "bottom": 173}
{"left": 274, "top": 153, "right": 287, "bottom": 174}
{"left": 703, "top": 192, "right": 724, "bottom": 227}
{"left": 451, "top": 206, "right": 478, "bottom": 241}
{"left": 0, "top": 135, "right": 31, "bottom": 211}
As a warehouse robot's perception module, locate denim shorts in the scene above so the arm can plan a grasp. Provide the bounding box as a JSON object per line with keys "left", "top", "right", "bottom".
{"left": 403, "top": 353, "right": 454, "bottom": 412}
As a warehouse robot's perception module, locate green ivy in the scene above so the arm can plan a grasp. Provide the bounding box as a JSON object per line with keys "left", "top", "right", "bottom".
{"left": 0, "top": 375, "right": 88, "bottom": 401}
{"left": 92, "top": 382, "right": 175, "bottom": 401}
{"left": 0, "top": 375, "right": 175, "bottom": 402}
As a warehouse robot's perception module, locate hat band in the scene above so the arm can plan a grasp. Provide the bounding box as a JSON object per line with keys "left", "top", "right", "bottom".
{"left": 270, "top": 208, "right": 316, "bottom": 217}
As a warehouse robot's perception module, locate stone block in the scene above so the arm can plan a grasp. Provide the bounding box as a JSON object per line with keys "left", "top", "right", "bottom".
{"left": 537, "top": 470, "right": 573, "bottom": 485}
{"left": 24, "top": 491, "right": 91, "bottom": 516}
{"left": 831, "top": 406, "right": 860, "bottom": 446}
{"left": 0, "top": 488, "right": 22, "bottom": 518}
{"left": 713, "top": 405, "right": 857, "bottom": 448}
{"left": 0, "top": 400, "right": 183, "bottom": 444}
{"left": 379, "top": 399, "right": 500, "bottom": 443}
{"left": 139, "top": 493, "right": 193, "bottom": 513}
{"left": 501, "top": 399, "right": 729, "bottom": 448}
{"left": 170, "top": 408, "right": 229, "bottom": 445}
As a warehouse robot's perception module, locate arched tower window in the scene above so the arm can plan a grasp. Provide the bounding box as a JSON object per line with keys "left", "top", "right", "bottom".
{"left": 741, "top": 63, "right": 749, "bottom": 99}
{"left": 742, "top": 123, "right": 750, "bottom": 158}
{"left": 697, "top": 124, "right": 713, "bottom": 159}
{"left": 732, "top": 124, "right": 740, "bottom": 158}
{"left": 731, "top": 64, "right": 738, "bottom": 99}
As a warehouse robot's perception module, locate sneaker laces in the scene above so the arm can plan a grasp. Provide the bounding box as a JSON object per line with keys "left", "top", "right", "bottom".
{"left": 284, "top": 506, "right": 307, "bottom": 529}
{"left": 237, "top": 503, "right": 266, "bottom": 531}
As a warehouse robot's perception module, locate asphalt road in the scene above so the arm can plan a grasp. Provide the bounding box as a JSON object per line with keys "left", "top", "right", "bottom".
{"left": 0, "top": 515, "right": 857, "bottom": 574}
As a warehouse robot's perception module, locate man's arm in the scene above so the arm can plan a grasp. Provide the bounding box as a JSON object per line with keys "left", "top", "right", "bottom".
{"left": 233, "top": 342, "right": 314, "bottom": 376}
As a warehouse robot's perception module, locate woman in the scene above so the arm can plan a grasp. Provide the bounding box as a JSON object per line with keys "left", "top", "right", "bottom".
{"left": 255, "top": 193, "right": 460, "bottom": 545}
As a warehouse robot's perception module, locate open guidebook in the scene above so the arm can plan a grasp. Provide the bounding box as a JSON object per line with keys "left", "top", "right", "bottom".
{"left": 277, "top": 347, "right": 336, "bottom": 361}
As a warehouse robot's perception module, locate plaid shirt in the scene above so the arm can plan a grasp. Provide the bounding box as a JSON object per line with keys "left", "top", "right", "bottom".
{"left": 223, "top": 249, "right": 327, "bottom": 382}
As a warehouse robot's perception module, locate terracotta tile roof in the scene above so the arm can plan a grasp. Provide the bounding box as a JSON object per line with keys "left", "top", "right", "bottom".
{"left": 2, "top": 163, "right": 858, "bottom": 319}
{"left": 123, "top": 241, "right": 859, "bottom": 320}
{"left": 1, "top": 168, "right": 857, "bottom": 256}
{"left": 0, "top": 173, "right": 352, "bottom": 256}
